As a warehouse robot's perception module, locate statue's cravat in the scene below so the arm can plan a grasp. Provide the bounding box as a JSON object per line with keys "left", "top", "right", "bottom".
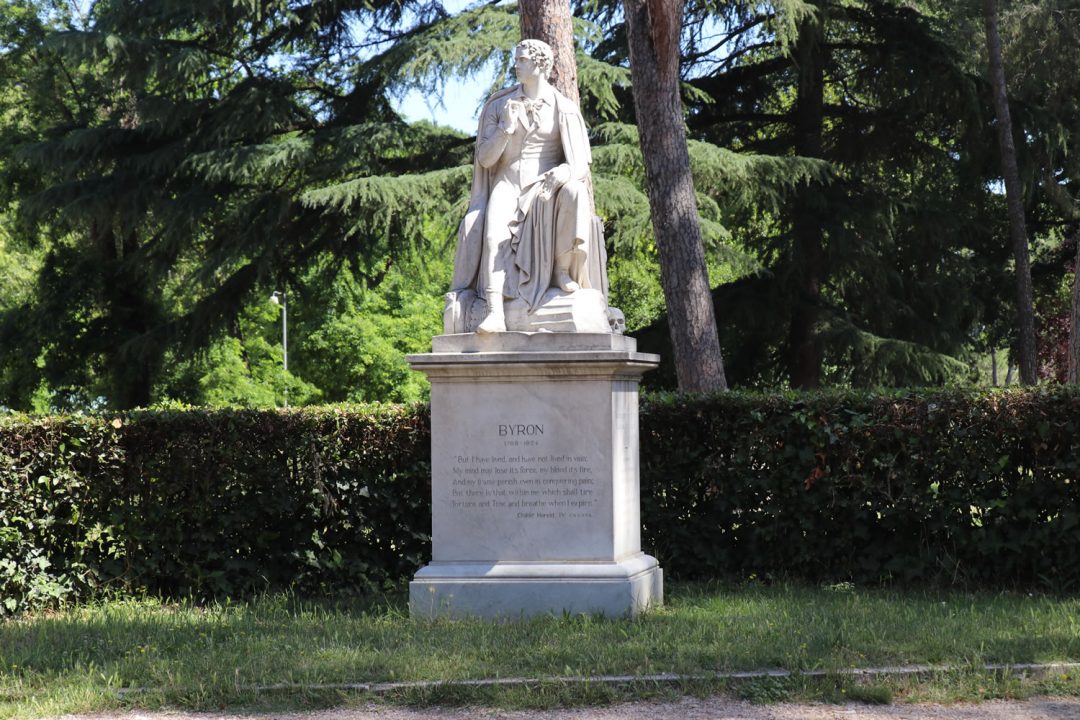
{"left": 519, "top": 96, "right": 547, "bottom": 133}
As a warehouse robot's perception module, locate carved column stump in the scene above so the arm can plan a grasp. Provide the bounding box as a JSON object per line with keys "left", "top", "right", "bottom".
{"left": 407, "top": 332, "right": 663, "bottom": 618}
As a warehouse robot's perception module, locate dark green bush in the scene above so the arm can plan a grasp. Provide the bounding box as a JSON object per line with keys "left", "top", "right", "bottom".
{"left": 640, "top": 387, "right": 1080, "bottom": 589}
{"left": 0, "top": 406, "right": 430, "bottom": 614}
{"left": 2, "top": 387, "right": 1080, "bottom": 614}
{"left": 0, "top": 416, "right": 127, "bottom": 612}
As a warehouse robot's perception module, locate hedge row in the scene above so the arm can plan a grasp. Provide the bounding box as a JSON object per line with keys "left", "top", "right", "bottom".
{"left": 641, "top": 387, "right": 1080, "bottom": 590}
{"left": 2, "top": 387, "right": 1080, "bottom": 613}
{"left": 0, "top": 406, "right": 430, "bottom": 613}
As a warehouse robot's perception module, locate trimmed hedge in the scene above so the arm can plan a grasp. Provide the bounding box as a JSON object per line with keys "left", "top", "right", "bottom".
{"left": 2, "top": 387, "right": 1080, "bottom": 613}
{"left": 640, "top": 387, "right": 1080, "bottom": 589}
{"left": 0, "top": 406, "right": 430, "bottom": 613}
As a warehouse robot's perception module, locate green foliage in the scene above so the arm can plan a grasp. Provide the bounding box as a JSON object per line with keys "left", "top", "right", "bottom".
{"left": 576, "top": 53, "right": 631, "bottom": 121}
{"left": 640, "top": 386, "right": 1080, "bottom": 589}
{"left": 0, "top": 415, "right": 127, "bottom": 614}
{"left": 2, "top": 0, "right": 1079, "bottom": 408}
{"left": 590, "top": 119, "right": 816, "bottom": 328}
{"left": 0, "top": 0, "right": 475, "bottom": 411}
{"left": 5, "top": 387, "right": 1080, "bottom": 615}
{"left": 0, "top": 405, "right": 431, "bottom": 615}
{"left": 155, "top": 300, "right": 323, "bottom": 409}
{"left": 817, "top": 317, "right": 973, "bottom": 387}
{"left": 376, "top": 2, "right": 520, "bottom": 102}
{"left": 0, "top": 229, "right": 42, "bottom": 409}
{"left": 300, "top": 166, "right": 470, "bottom": 244}
{"left": 651, "top": 0, "right": 1020, "bottom": 387}
{"left": 0, "top": 234, "right": 38, "bottom": 313}
{"left": 607, "top": 253, "right": 665, "bottom": 331}
{"left": 295, "top": 242, "right": 449, "bottom": 403}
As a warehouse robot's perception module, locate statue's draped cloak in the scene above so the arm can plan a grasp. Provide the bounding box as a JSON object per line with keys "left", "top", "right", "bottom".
{"left": 450, "top": 84, "right": 608, "bottom": 311}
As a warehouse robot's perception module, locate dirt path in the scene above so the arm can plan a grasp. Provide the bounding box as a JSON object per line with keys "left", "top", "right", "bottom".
{"left": 56, "top": 697, "right": 1080, "bottom": 720}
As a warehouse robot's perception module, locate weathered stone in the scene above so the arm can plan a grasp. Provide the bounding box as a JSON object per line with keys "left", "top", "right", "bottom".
{"left": 407, "top": 333, "right": 662, "bottom": 618}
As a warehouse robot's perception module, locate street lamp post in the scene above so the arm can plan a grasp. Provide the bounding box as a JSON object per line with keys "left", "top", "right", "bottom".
{"left": 270, "top": 290, "right": 288, "bottom": 407}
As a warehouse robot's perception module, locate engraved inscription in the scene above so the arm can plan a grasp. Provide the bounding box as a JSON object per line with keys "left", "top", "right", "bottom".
{"left": 449, "top": 450, "right": 596, "bottom": 520}
{"left": 498, "top": 423, "right": 544, "bottom": 436}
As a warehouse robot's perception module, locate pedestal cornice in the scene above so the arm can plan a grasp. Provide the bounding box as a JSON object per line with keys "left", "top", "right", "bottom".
{"left": 408, "top": 332, "right": 660, "bottom": 382}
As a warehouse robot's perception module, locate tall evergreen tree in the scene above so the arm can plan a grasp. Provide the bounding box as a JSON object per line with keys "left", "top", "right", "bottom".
{"left": 4, "top": 0, "right": 473, "bottom": 408}
{"left": 1071, "top": 240, "right": 1080, "bottom": 383}
{"left": 994, "top": 0, "right": 1080, "bottom": 382}
{"left": 623, "top": 0, "right": 727, "bottom": 392}
{"left": 664, "top": 0, "right": 1000, "bottom": 387}
{"left": 0, "top": 0, "right": 118, "bottom": 408}
{"left": 787, "top": 8, "right": 827, "bottom": 388}
{"left": 983, "top": 0, "right": 1037, "bottom": 384}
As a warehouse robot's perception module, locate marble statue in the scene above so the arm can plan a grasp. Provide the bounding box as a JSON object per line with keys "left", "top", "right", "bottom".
{"left": 444, "top": 39, "right": 619, "bottom": 335}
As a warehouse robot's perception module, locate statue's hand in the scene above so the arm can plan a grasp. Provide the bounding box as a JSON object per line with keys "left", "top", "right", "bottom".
{"left": 500, "top": 100, "right": 524, "bottom": 133}
{"left": 541, "top": 164, "right": 572, "bottom": 195}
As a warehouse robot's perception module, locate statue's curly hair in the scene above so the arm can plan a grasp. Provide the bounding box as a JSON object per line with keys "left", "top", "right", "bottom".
{"left": 515, "top": 39, "right": 554, "bottom": 78}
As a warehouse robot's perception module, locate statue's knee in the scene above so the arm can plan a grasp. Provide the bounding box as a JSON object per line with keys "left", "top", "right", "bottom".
{"left": 560, "top": 179, "right": 586, "bottom": 201}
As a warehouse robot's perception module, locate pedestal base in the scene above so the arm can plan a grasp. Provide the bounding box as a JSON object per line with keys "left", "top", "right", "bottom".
{"left": 409, "top": 554, "right": 663, "bottom": 619}
{"left": 407, "top": 333, "right": 662, "bottom": 620}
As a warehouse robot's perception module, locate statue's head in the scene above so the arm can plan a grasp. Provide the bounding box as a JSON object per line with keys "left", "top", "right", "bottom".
{"left": 515, "top": 39, "right": 554, "bottom": 79}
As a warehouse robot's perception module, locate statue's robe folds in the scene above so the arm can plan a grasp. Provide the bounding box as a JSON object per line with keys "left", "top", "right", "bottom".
{"left": 449, "top": 85, "right": 608, "bottom": 315}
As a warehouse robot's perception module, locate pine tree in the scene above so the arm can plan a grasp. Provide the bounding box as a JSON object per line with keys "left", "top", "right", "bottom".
{"left": 983, "top": 0, "right": 1037, "bottom": 385}
{"left": 0, "top": 0, "right": 124, "bottom": 409}
{"left": 787, "top": 9, "right": 827, "bottom": 389}
{"left": 1071, "top": 240, "right": 1080, "bottom": 383}
{"left": 4, "top": 0, "right": 475, "bottom": 409}
{"left": 667, "top": 0, "right": 1002, "bottom": 387}
{"left": 623, "top": 0, "right": 727, "bottom": 392}
{"left": 992, "top": 0, "right": 1080, "bottom": 382}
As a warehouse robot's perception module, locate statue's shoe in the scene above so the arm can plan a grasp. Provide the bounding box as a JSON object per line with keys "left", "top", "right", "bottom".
{"left": 554, "top": 270, "right": 580, "bottom": 293}
{"left": 476, "top": 312, "right": 507, "bottom": 334}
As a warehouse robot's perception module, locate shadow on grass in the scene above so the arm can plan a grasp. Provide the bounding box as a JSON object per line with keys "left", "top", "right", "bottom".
{"left": 1, "top": 582, "right": 1078, "bottom": 715}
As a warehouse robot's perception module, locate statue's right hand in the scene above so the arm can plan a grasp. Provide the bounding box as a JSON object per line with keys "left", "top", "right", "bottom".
{"left": 499, "top": 100, "right": 523, "bottom": 133}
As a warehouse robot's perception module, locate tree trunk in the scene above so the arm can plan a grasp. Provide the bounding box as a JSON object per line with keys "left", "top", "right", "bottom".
{"left": 788, "top": 13, "right": 826, "bottom": 389}
{"left": 984, "top": 0, "right": 1038, "bottom": 385}
{"left": 111, "top": 229, "right": 156, "bottom": 409}
{"left": 518, "top": 0, "right": 579, "bottom": 103}
{"left": 1069, "top": 235, "right": 1080, "bottom": 384}
{"left": 624, "top": 0, "right": 727, "bottom": 392}
{"left": 92, "top": 219, "right": 157, "bottom": 409}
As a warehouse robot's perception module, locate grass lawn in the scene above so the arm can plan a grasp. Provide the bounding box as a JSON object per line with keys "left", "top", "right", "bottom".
{"left": 1, "top": 582, "right": 1079, "bottom": 717}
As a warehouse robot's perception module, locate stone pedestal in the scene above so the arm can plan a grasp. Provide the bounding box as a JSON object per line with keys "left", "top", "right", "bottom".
{"left": 406, "top": 332, "right": 663, "bottom": 619}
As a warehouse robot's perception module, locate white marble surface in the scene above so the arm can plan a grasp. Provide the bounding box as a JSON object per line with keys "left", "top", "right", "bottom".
{"left": 431, "top": 330, "right": 638, "bottom": 354}
{"left": 445, "top": 40, "right": 612, "bottom": 336}
{"left": 449, "top": 288, "right": 614, "bottom": 334}
{"left": 408, "top": 338, "right": 662, "bottom": 618}
{"left": 410, "top": 558, "right": 663, "bottom": 619}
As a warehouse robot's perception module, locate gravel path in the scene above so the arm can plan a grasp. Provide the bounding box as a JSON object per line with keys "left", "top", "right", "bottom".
{"left": 54, "top": 697, "right": 1080, "bottom": 720}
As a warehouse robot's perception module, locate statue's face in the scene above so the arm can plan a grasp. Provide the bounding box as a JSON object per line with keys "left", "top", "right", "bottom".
{"left": 514, "top": 49, "right": 544, "bottom": 82}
